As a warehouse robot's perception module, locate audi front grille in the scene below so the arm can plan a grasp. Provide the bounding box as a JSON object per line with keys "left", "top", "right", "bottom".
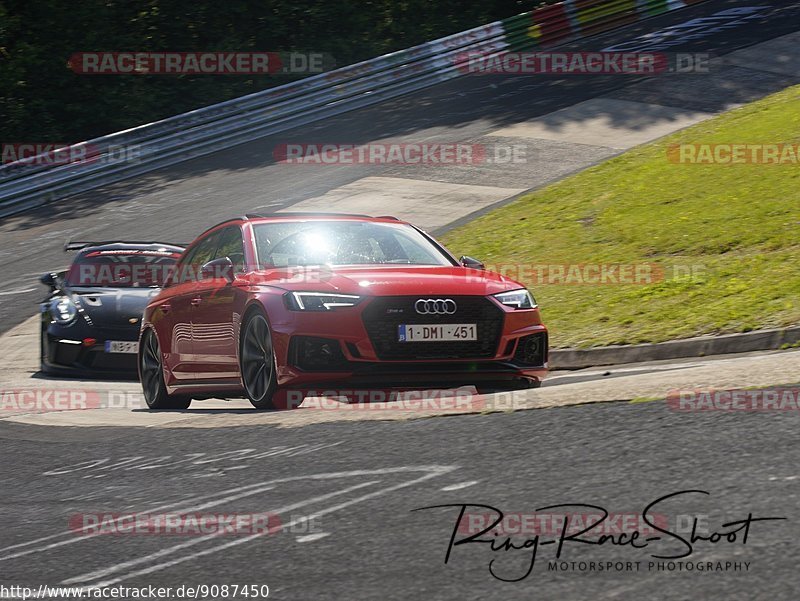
{"left": 361, "top": 296, "right": 504, "bottom": 360}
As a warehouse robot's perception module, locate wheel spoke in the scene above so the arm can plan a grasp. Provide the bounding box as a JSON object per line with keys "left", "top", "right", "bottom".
{"left": 147, "top": 372, "right": 159, "bottom": 400}
{"left": 142, "top": 353, "right": 159, "bottom": 370}
{"left": 243, "top": 360, "right": 258, "bottom": 383}
{"left": 254, "top": 321, "right": 267, "bottom": 354}
{"left": 254, "top": 362, "right": 266, "bottom": 380}
{"left": 257, "top": 366, "right": 268, "bottom": 396}
{"left": 242, "top": 345, "right": 262, "bottom": 363}
{"left": 246, "top": 327, "right": 258, "bottom": 350}
{"left": 249, "top": 363, "right": 265, "bottom": 398}
{"left": 147, "top": 335, "right": 158, "bottom": 359}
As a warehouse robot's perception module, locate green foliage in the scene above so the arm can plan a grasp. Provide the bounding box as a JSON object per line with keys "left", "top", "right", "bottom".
{"left": 0, "top": 0, "right": 537, "bottom": 141}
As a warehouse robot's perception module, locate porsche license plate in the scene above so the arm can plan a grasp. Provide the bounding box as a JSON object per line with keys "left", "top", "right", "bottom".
{"left": 105, "top": 340, "right": 139, "bottom": 354}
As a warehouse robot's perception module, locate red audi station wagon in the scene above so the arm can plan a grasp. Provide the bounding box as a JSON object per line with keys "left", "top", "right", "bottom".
{"left": 138, "top": 213, "right": 548, "bottom": 409}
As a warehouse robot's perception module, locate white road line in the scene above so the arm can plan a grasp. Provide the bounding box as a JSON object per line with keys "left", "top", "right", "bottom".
{"left": 0, "top": 287, "right": 37, "bottom": 296}
{"left": 0, "top": 462, "right": 388, "bottom": 559}
{"left": 63, "top": 480, "right": 380, "bottom": 585}
{"left": 2, "top": 467, "right": 450, "bottom": 563}
{"left": 0, "top": 483, "right": 278, "bottom": 562}
{"left": 441, "top": 481, "right": 478, "bottom": 491}
{"left": 0, "top": 495, "right": 202, "bottom": 555}
{"left": 67, "top": 465, "right": 456, "bottom": 588}
{"left": 0, "top": 479, "right": 287, "bottom": 560}
{"left": 295, "top": 532, "right": 330, "bottom": 543}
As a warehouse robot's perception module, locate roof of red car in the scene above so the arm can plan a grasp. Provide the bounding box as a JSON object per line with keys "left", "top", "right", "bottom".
{"left": 198, "top": 211, "right": 407, "bottom": 237}
{"left": 197, "top": 213, "right": 407, "bottom": 238}
{"left": 246, "top": 212, "right": 404, "bottom": 223}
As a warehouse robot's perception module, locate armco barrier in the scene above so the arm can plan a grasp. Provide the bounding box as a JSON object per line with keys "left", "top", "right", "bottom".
{"left": 0, "top": 0, "right": 706, "bottom": 218}
{"left": 550, "top": 326, "right": 800, "bottom": 370}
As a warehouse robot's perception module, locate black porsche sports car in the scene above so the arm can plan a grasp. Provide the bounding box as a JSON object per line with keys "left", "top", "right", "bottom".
{"left": 40, "top": 241, "right": 184, "bottom": 376}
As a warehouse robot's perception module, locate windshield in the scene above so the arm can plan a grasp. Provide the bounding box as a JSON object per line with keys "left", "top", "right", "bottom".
{"left": 66, "top": 249, "right": 182, "bottom": 287}
{"left": 253, "top": 221, "right": 453, "bottom": 267}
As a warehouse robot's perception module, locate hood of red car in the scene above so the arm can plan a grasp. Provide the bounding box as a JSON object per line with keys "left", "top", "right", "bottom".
{"left": 247, "top": 265, "right": 524, "bottom": 296}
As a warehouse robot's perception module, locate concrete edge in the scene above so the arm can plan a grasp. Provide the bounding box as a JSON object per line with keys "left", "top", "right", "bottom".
{"left": 549, "top": 326, "right": 800, "bottom": 370}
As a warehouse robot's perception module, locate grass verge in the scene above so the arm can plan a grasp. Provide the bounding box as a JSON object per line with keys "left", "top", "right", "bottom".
{"left": 442, "top": 85, "right": 800, "bottom": 348}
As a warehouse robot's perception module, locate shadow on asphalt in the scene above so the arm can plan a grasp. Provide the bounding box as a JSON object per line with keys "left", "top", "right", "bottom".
{"left": 131, "top": 408, "right": 259, "bottom": 414}
{"left": 31, "top": 370, "right": 140, "bottom": 382}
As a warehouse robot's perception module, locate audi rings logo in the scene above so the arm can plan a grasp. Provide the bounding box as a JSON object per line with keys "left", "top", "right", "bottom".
{"left": 415, "top": 298, "right": 457, "bottom": 315}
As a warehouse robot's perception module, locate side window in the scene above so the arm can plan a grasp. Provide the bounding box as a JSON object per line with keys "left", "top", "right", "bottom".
{"left": 174, "top": 246, "right": 198, "bottom": 285}
{"left": 179, "top": 232, "right": 219, "bottom": 283}
{"left": 215, "top": 226, "right": 246, "bottom": 273}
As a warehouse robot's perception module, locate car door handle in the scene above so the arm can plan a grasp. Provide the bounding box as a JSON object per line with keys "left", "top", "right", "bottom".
{"left": 191, "top": 297, "right": 202, "bottom": 307}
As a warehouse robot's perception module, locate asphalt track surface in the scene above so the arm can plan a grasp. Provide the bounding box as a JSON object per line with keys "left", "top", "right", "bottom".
{"left": 2, "top": 2, "right": 800, "bottom": 599}
{"left": 1, "top": 396, "right": 798, "bottom": 599}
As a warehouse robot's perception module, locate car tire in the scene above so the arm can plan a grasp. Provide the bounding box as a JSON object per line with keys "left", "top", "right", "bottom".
{"left": 239, "top": 309, "right": 278, "bottom": 410}
{"left": 139, "top": 329, "right": 192, "bottom": 410}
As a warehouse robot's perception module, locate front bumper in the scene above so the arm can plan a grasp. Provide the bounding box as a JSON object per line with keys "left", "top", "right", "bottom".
{"left": 266, "top": 293, "right": 548, "bottom": 393}
{"left": 41, "top": 321, "right": 139, "bottom": 377}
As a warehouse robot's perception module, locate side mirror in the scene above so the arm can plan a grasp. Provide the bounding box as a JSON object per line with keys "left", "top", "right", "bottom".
{"left": 40, "top": 272, "right": 58, "bottom": 290}
{"left": 201, "top": 257, "right": 235, "bottom": 283}
{"left": 459, "top": 256, "right": 485, "bottom": 270}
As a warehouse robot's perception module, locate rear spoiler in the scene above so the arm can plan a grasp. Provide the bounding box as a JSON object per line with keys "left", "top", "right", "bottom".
{"left": 64, "top": 240, "right": 187, "bottom": 252}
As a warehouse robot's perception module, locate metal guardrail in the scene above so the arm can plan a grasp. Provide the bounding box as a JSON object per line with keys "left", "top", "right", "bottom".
{"left": 0, "top": 0, "right": 704, "bottom": 218}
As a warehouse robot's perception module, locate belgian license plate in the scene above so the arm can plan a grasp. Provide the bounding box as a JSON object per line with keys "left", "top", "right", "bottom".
{"left": 105, "top": 340, "right": 139, "bottom": 354}
{"left": 398, "top": 324, "right": 477, "bottom": 342}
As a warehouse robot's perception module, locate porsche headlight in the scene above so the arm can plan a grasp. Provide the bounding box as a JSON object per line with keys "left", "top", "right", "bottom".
{"left": 50, "top": 296, "right": 78, "bottom": 324}
{"left": 493, "top": 289, "right": 536, "bottom": 309}
{"left": 285, "top": 292, "right": 362, "bottom": 311}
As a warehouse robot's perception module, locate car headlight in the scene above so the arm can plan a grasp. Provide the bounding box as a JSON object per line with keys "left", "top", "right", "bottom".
{"left": 285, "top": 292, "right": 362, "bottom": 311}
{"left": 493, "top": 289, "right": 536, "bottom": 309}
{"left": 50, "top": 296, "right": 78, "bottom": 324}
